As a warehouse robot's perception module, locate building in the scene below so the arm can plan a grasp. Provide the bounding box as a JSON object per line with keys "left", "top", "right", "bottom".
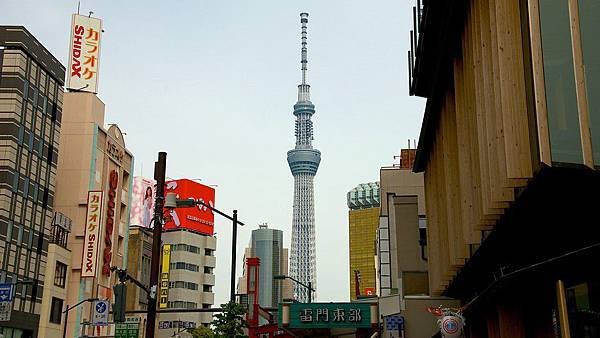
{"left": 347, "top": 182, "right": 380, "bottom": 301}
{"left": 376, "top": 150, "right": 457, "bottom": 337}
{"left": 237, "top": 224, "right": 293, "bottom": 308}
{"left": 0, "top": 26, "right": 66, "bottom": 338}
{"left": 124, "top": 225, "right": 153, "bottom": 336}
{"left": 38, "top": 212, "right": 72, "bottom": 338}
{"left": 409, "top": 0, "right": 600, "bottom": 335}
{"left": 287, "top": 12, "right": 321, "bottom": 303}
{"left": 54, "top": 92, "right": 133, "bottom": 338}
{"left": 156, "top": 179, "right": 216, "bottom": 337}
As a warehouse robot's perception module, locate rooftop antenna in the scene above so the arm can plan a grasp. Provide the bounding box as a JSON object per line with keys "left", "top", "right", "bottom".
{"left": 298, "top": 12, "right": 310, "bottom": 102}
{"left": 77, "top": 1, "right": 80, "bottom": 14}
{"left": 88, "top": 11, "right": 94, "bottom": 18}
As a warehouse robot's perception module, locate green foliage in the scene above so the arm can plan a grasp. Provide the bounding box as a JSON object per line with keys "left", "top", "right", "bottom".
{"left": 211, "top": 301, "right": 247, "bottom": 337}
{"left": 187, "top": 325, "right": 214, "bottom": 338}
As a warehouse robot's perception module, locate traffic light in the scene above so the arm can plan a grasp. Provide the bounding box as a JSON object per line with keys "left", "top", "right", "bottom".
{"left": 112, "top": 283, "right": 127, "bottom": 323}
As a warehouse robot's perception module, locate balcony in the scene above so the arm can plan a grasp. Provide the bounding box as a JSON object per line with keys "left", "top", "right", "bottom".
{"left": 203, "top": 273, "right": 215, "bottom": 286}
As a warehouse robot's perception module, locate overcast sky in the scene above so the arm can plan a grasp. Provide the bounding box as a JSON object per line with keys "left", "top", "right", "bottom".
{"left": 2, "top": 0, "right": 425, "bottom": 304}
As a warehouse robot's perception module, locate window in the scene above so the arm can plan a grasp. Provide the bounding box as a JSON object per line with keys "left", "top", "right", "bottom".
{"left": 204, "top": 267, "right": 213, "bottom": 274}
{"left": 539, "top": 0, "right": 583, "bottom": 163}
{"left": 204, "top": 249, "right": 214, "bottom": 256}
{"left": 49, "top": 297, "right": 63, "bottom": 324}
{"left": 54, "top": 262, "right": 67, "bottom": 288}
{"left": 169, "top": 262, "right": 199, "bottom": 272}
{"left": 203, "top": 285, "right": 213, "bottom": 292}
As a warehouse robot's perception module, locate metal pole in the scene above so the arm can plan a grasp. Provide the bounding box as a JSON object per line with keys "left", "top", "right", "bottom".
{"left": 62, "top": 309, "right": 68, "bottom": 338}
{"left": 230, "top": 210, "right": 238, "bottom": 303}
{"left": 308, "top": 281, "right": 312, "bottom": 303}
{"left": 147, "top": 152, "right": 167, "bottom": 338}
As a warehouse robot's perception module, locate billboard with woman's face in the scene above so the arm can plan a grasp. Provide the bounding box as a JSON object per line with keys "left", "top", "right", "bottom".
{"left": 130, "top": 177, "right": 155, "bottom": 228}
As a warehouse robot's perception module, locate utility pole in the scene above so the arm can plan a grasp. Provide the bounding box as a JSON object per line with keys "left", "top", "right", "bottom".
{"left": 146, "top": 152, "right": 167, "bottom": 338}
{"left": 230, "top": 210, "right": 238, "bottom": 303}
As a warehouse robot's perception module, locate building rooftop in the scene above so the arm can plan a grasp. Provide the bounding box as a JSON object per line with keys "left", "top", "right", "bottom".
{"left": 347, "top": 182, "right": 380, "bottom": 210}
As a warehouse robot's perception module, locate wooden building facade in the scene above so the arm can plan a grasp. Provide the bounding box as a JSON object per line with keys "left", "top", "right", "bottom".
{"left": 410, "top": 0, "right": 600, "bottom": 336}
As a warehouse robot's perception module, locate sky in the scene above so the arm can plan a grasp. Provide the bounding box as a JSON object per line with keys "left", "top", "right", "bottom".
{"left": 1, "top": 1, "right": 425, "bottom": 304}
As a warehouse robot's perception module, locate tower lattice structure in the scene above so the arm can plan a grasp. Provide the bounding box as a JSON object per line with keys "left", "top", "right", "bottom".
{"left": 287, "top": 12, "right": 321, "bottom": 303}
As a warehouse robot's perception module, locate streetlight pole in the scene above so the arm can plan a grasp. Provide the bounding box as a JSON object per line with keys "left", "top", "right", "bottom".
{"left": 147, "top": 152, "right": 167, "bottom": 338}
{"left": 165, "top": 194, "right": 244, "bottom": 304}
{"left": 274, "top": 275, "right": 315, "bottom": 303}
{"left": 231, "top": 210, "right": 238, "bottom": 303}
{"left": 62, "top": 297, "right": 99, "bottom": 338}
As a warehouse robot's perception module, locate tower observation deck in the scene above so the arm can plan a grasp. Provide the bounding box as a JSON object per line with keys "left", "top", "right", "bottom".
{"left": 287, "top": 12, "right": 321, "bottom": 303}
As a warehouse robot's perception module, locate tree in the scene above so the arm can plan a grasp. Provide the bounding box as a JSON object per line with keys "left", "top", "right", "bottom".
{"left": 188, "top": 325, "right": 214, "bottom": 338}
{"left": 211, "top": 301, "right": 247, "bottom": 337}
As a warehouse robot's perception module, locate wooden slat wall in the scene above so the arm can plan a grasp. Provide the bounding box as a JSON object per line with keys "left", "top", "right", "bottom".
{"left": 424, "top": 0, "right": 536, "bottom": 294}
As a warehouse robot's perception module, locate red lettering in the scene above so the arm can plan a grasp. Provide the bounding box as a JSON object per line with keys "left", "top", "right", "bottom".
{"left": 102, "top": 170, "right": 119, "bottom": 276}
{"left": 71, "top": 25, "right": 85, "bottom": 78}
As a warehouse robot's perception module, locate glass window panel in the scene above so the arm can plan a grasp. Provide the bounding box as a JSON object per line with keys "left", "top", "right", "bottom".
{"left": 539, "top": 0, "right": 583, "bottom": 163}
{"left": 578, "top": 0, "right": 600, "bottom": 166}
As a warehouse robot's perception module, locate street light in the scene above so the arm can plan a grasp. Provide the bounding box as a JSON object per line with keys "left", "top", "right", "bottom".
{"left": 274, "top": 275, "right": 315, "bottom": 303}
{"left": 165, "top": 192, "right": 244, "bottom": 304}
{"left": 62, "top": 297, "right": 99, "bottom": 338}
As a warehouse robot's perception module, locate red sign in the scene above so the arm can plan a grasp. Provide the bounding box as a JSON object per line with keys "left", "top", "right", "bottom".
{"left": 102, "top": 170, "right": 118, "bottom": 276}
{"left": 163, "top": 179, "right": 215, "bottom": 235}
{"left": 364, "top": 288, "right": 375, "bottom": 296}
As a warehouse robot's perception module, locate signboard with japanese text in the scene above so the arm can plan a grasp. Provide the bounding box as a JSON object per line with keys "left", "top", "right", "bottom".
{"left": 279, "top": 302, "right": 374, "bottom": 329}
{"left": 116, "top": 317, "right": 141, "bottom": 338}
{"left": 159, "top": 244, "right": 171, "bottom": 309}
{"left": 0, "top": 301, "right": 11, "bottom": 322}
{"left": 91, "top": 300, "right": 109, "bottom": 326}
{"left": 67, "top": 14, "right": 102, "bottom": 93}
{"left": 81, "top": 191, "right": 103, "bottom": 277}
{"left": 163, "top": 179, "right": 215, "bottom": 235}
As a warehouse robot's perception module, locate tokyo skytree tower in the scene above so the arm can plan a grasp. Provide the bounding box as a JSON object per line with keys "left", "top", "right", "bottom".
{"left": 287, "top": 12, "right": 321, "bottom": 302}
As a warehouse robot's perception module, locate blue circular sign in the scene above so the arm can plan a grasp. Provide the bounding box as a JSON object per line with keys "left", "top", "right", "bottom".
{"left": 96, "top": 301, "right": 107, "bottom": 313}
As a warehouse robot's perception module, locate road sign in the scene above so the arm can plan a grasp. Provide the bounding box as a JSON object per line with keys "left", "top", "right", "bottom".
{"left": 116, "top": 317, "right": 140, "bottom": 338}
{"left": 279, "top": 302, "right": 375, "bottom": 329}
{"left": 0, "top": 301, "right": 11, "bottom": 322}
{"left": 91, "top": 300, "right": 109, "bottom": 326}
{"left": 0, "top": 284, "right": 13, "bottom": 302}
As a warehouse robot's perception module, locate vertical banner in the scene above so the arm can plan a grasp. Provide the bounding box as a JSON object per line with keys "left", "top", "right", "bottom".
{"left": 159, "top": 244, "right": 171, "bottom": 309}
{"left": 82, "top": 191, "right": 103, "bottom": 277}
{"left": 67, "top": 14, "right": 102, "bottom": 93}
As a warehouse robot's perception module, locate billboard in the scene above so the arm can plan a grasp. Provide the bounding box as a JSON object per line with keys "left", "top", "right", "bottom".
{"left": 163, "top": 179, "right": 215, "bottom": 235}
{"left": 67, "top": 14, "right": 102, "bottom": 93}
{"left": 82, "top": 191, "right": 103, "bottom": 277}
{"left": 130, "top": 177, "right": 156, "bottom": 228}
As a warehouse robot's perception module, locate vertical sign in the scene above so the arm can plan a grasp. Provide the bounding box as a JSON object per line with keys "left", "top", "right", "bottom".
{"left": 67, "top": 14, "right": 102, "bottom": 93}
{"left": 91, "top": 300, "right": 109, "bottom": 326}
{"left": 159, "top": 244, "right": 171, "bottom": 309}
{"left": 82, "top": 191, "right": 103, "bottom": 277}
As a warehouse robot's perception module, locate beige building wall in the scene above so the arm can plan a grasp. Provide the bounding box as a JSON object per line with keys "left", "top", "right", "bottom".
{"left": 157, "top": 229, "right": 216, "bottom": 337}
{"left": 38, "top": 242, "right": 71, "bottom": 338}
{"left": 55, "top": 92, "right": 133, "bottom": 338}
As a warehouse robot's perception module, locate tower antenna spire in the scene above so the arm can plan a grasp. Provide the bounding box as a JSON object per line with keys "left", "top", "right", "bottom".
{"left": 298, "top": 13, "right": 310, "bottom": 102}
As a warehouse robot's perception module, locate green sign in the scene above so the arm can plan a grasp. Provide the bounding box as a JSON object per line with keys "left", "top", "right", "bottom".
{"left": 279, "top": 302, "right": 373, "bottom": 329}
{"left": 115, "top": 317, "right": 140, "bottom": 338}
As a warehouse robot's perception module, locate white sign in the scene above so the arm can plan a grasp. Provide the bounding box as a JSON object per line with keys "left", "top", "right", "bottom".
{"left": 0, "top": 301, "right": 11, "bottom": 322}
{"left": 81, "top": 191, "right": 103, "bottom": 277}
{"left": 66, "top": 14, "right": 102, "bottom": 93}
{"left": 92, "top": 300, "right": 109, "bottom": 326}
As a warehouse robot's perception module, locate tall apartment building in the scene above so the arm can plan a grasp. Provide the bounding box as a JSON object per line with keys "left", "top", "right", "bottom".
{"left": 152, "top": 178, "right": 217, "bottom": 337}
{"left": 347, "top": 182, "right": 380, "bottom": 301}
{"left": 55, "top": 92, "right": 133, "bottom": 338}
{"left": 409, "top": 0, "right": 600, "bottom": 335}
{"left": 0, "top": 26, "right": 65, "bottom": 338}
{"left": 158, "top": 230, "right": 216, "bottom": 335}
